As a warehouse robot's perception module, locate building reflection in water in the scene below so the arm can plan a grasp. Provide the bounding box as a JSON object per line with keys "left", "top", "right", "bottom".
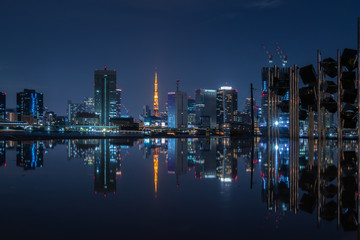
{"left": 197, "top": 138, "right": 217, "bottom": 179}
{"left": 13, "top": 140, "right": 57, "bottom": 170}
{"left": 259, "top": 138, "right": 294, "bottom": 214}
{"left": 168, "top": 138, "right": 188, "bottom": 186}
{"left": 216, "top": 138, "right": 238, "bottom": 183}
{"left": 257, "top": 136, "right": 360, "bottom": 233}
{"left": 67, "top": 139, "right": 135, "bottom": 197}
{"left": 0, "top": 141, "right": 5, "bottom": 167}
{"left": 16, "top": 141, "right": 44, "bottom": 170}
{"left": 94, "top": 139, "right": 117, "bottom": 196}
{"left": 140, "top": 138, "right": 239, "bottom": 189}
{"left": 3, "top": 136, "right": 360, "bottom": 235}
{"left": 137, "top": 138, "right": 239, "bottom": 196}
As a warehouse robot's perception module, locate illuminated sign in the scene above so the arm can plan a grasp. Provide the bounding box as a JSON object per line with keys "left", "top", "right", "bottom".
{"left": 220, "top": 86, "right": 233, "bottom": 90}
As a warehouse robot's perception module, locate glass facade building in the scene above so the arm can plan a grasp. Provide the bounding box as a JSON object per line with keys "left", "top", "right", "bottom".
{"left": 216, "top": 86, "right": 238, "bottom": 125}
{"left": 16, "top": 89, "right": 44, "bottom": 122}
{"left": 0, "top": 92, "right": 5, "bottom": 120}
{"left": 167, "top": 91, "right": 188, "bottom": 128}
{"left": 67, "top": 101, "right": 85, "bottom": 124}
{"left": 94, "top": 67, "right": 117, "bottom": 126}
{"left": 84, "top": 97, "right": 95, "bottom": 113}
{"left": 195, "top": 89, "right": 217, "bottom": 128}
{"left": 167, "top": 92, "right": 176, "bottom": 128}
{"left": 188, "top": 98, "right": 196, "bottom": 127}
{"left": 116, "top": 89, "right": 122, "bottom": 117}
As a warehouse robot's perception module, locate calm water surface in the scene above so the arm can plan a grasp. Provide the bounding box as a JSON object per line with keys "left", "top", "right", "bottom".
{"left": 0, "top": 138, "right": 357, "bottom": 239}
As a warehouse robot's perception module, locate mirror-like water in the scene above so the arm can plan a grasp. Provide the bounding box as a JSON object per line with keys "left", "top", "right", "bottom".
{"left": 0, "top": 138, "right": 357, "bottom": 239}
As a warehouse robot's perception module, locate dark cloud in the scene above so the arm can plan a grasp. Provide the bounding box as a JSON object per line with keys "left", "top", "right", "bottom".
{"left": 243, "top": 0, "right": 282, "bottom": 8}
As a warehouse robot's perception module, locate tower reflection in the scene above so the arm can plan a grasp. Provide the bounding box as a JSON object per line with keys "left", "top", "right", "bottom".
{"left": 154, "top": 147, "right": 159, "bottom": 198}
{"left": 4, "top": 136, "right": 360, "bottom": 235}
{"left": 94, "top": 139, "right": 117, "bottom": 196}
{"left": 67, "top": 139, "right": 135, "bottom": 196}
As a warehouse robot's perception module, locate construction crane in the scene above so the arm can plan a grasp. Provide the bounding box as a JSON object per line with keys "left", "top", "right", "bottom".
{"left": 121, "top": 104, "right": 130, "bottom": 115}
{"left": 261, "top": 43, "right": 273, "bottom": 65}
{"left": 275, "top": 42, "right": 288, "bottom": 67}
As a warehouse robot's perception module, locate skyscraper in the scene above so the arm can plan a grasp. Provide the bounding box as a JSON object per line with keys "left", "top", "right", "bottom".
{"left": 216, "top": 86, "right": 238, "bottom": 125}
{"left": 142, "top": 105, "right": 151, "bottom": 118}
{"left": 94, "top": 66, "right": 117, "bottom": 125}
{"left": 84, "top": 97, "right": 95, "bottom": 113}
{"left": 195, "top": 89, "right": 217, "bottom": 128}
{"left": 244, "top": 97, "right": 259, "bottom": 122}
{"left": 188, "top": 97, "right": 196, "bottom": 127}
{"left": 67, "top": 100, "right": 85, "bottom": 124}
{"left": 167, "top": 91, "right": 188, "bottom": 128}
{"left": 0, "top": 92, "right": 5, "bottom": 120}
{"left": 16, "top": 89, "right": 44, "bottom": 123}
{"left": 116, "top": 89, "right": 122, "bottom": 117}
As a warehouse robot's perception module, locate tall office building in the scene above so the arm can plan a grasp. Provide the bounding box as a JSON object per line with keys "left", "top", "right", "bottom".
{"left": 188, "top": 97, "right": 196, "bottom": 127}
{"left": 168, "top": 91, "right": 188, "bottom": 128}
{"left": 16, "top": 89, "right": 44, "bottom": 123}
{"left": 195, "top": 89, "right": 217, "bottom": 128}
{"left": 67, "top": 101, "right": 85, "bottom": 124}
{"left": 6, "top": 109, "right": 17, "bottom": 122}
{"left": 84, "top": 97, "right": 95, "bottom": 113}
{"left": 243, "top": 97, "right": 259, "bottom": 124}
{"left": 94, "top": 66, "right": 117, "bottom": 125}
{"left": 142, "top": 105, "right": 151, "bottom": 118}
{"left": 0, "top": 92, "right": 5, "bottom": 120}
{"left": 244, "top": 98, "right": 254, "bottom": 115}
{"left": 116, "top": 89, "right": 122, "bottom": 117}
{"left": 216, "top": 86, "right": 238, "bottom": 125}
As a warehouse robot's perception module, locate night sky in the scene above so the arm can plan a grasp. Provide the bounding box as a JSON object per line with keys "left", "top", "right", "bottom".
{"left": 1, "top": 0, "right": 359, "bottom": 117}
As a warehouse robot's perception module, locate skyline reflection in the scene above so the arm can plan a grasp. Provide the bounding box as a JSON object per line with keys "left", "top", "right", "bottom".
{"left": 0, "top": 137, "right": 359, "bottom": 238}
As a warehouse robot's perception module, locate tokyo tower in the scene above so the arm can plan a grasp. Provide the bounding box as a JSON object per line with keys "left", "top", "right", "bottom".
{"left": 153, "top": 69, "right": 159, "bottom": 117}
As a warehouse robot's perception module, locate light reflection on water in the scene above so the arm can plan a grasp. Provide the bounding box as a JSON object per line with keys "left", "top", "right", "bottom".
{"left": 0, "top": 137, "right": 358, "bottom": 239}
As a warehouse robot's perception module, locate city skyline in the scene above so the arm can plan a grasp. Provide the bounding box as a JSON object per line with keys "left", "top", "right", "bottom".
{"left": 1, "top": 0, "right": 359, "bottom": 116}
{"left": 2, "top": 1, "right": 360, "bottom": 239}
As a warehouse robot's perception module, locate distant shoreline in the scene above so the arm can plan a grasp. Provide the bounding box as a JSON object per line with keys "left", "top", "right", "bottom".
{"left": 0, "top": 131, "right": 224, "bottom": 140}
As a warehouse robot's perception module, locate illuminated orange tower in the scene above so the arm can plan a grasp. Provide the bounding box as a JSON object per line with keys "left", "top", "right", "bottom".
{"left": 154, "top": 148, "right": 159, "bottom": 198}
{"left": 153, "top": 69, "right": 159, "bottom": 117}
